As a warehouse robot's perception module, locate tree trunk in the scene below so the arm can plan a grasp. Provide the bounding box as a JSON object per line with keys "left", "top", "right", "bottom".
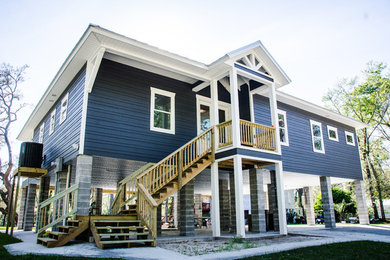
{"left": 369, "top": 160, "right": 386, "bottom": 221}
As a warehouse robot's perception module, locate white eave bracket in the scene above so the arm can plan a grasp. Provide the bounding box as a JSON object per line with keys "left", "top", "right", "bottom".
{"left": 86, "top": 47, "right": 105, "bottom": 93}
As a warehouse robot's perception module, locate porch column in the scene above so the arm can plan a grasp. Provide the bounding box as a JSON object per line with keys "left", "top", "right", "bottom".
{"left": 275, "top": 162, "right": 287, "bottom": 235}
{"left": 249, "top": 168, "right": 266, "bottom": 233}
{"left": 303, "top": 187, "right": 315, "bottom": 226}
{"left": 268, "top": 83, "right": 281, "bottom": 152}
{"left": 173, "top": 192, "right": 178, "bottom": 228}
{"left": 157, "top": 204, "right": 162, "bottom": 235}
{"left": 17, "top": 187, "right": 28, "bottom": 229}
{"left": 234, "top": 155, "right": 245, "bottom": 237}
{"left": 229, "top": 68, "right": 241, "bottom": 147}
{"left": 210, "top": 162, "right": 221, "bottom": 237}
{"left": 179, "top": 180, "right": 195, "bottom": 236}
{"left": 23, "top": 184, "right": 37, "bottom": 231}
{"left": 354, "top": 180, "right": 369, "bottom": 225}
{"left": 268, "top": 171, "right": 279, "bottom": 231}
{"left": 94, "top": 188, "right": 103, "bottom": 215}
{"left": 75, "top": 155, "right": 93, "bottom": 215}
{"left": 210, "top": 79, "right": 219, "bottom": 148}
{"left": 320, "top": 176, "right": 336, "bottom": 228}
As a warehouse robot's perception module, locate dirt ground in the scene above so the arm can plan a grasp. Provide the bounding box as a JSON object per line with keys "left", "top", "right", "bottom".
{"left": 158, "top": 235, "right": 322, "bottom": 256}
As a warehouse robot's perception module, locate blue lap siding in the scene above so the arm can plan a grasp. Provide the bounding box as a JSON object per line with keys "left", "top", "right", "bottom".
{"left": 84, "top": 59, "right": 198, "bottom": 163}
{"left": 33, "top": 68, "right": 86, "bottom": 168}
{"left": 253, "top": 94, "right": 363, "bottom": 180}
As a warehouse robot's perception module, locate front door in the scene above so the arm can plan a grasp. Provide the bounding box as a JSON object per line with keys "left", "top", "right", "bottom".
{"left": 197, "top": 95, "right": 231, "bottom": 134}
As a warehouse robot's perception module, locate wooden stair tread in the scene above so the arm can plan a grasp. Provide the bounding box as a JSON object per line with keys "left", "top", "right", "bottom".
{"left": 95, "top": 226, "right": 144, "bottom": 229}
{"left": 98, "top": 232, "right": 149, "bottom": 236}
{"left": 93, "top": 220, "right": 140, "bottom": 223}
{"left": 38, "top": 237, "right": 57, "bottom": 242}
{"left": 49, "top": 231, "right": 68, "bottom": 235}
{"left": 100, "top": 239, "right": 154, "bottom": 244}
{"left": 58, "top": 225, "right": 76, "bottom": 229}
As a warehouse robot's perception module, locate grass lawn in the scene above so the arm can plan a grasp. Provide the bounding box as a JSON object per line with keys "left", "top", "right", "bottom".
{"left": 244, "top": 241, "right": 390, "bottom": 260}
{"left": 0, "top": 232, "right": 120, "bottom": 259}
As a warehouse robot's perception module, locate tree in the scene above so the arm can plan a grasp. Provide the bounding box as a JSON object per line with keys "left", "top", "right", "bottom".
{"left": 0, "top": 63, "right": 27, "bottom": 225}
{"left": 323, "top": 62, "right": 390, "bottom": 220}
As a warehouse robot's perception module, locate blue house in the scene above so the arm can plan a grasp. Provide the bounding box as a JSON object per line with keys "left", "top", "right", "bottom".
{"left": 17, "top": 25, "right": 369, "bottom": 248}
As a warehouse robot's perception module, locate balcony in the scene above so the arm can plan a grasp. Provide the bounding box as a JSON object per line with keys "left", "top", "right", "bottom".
{"left": 217, "top": 120, "right": 276, "bottom": 152}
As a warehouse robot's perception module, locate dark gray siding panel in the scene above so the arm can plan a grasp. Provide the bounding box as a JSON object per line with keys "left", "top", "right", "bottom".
{"left": 253, "top": 94, "right": 363, "bottom": 180}
{"left": 216, "top": 148, "right": 281, "bottom": 161}
{"left": 33, "top": 68, "right": 86, "bottom": 168}
{"left": 84, "top": 59, "right": 197, "bottom": 163}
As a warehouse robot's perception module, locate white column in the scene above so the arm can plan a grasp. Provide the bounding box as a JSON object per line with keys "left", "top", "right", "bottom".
{"left": 229, "top": 68, "right": 241, "bottom": 147}
{"left": 269, "top": 83, "right": 281, "bottom": 153}
{"left": 210, "top": 162, "right": 220, "bottom": 237}
{"left": 210, "top": 79, "right": 219, "bottom": 148}
{"left": 275, "top": 161, "right": 287, "bottom": 235}
{"left": 234, "top": 155, "right": 245, "bottom": 237}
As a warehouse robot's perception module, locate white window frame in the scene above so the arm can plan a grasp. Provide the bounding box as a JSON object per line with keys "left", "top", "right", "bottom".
{"left": 310, "top": 120, "right": 325, "bottom": 154}
{"left": 59, "top": 93, "right": 69, "bottom": 125}
{"left": 277, "top": 109, "right": 289, "bottom": 146}
{"left": 345, "top": 131, "right": 356, "bottom": 146}
{"left": 38, "top": 123, "right": 45, "bottom": 143}
{"left": 49, "top": 109, "right": 56, "bottom": 135}
{"left": 327, "top": 125, "right": 338, "bottom": 142}
{"left": 150, "top": 87, "right": 175, "bottom": 134}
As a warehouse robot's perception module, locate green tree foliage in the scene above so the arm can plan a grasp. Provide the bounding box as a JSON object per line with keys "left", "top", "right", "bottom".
{"left": 323, "top": 61, "right": 390, "bottom": 220}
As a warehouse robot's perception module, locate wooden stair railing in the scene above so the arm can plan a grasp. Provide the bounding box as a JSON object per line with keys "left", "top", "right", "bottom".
{"left": 111, "top": 163, "right": 155, "bottom": 214}
{"left": 240, "top": 120, "right": 276, "bottom": 151}
{"left": 37, "top": 184, "right": 79, "bottom": 235}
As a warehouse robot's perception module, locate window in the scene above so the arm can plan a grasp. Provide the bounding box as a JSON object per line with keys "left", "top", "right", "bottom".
{"left": 327, "top": 125, "right": 338, "bottom": 142}
{"left": 310, "top": 120, "right": 325, "bottom": 153}
{"left": 59, "top": 93, "right": 69, "bottom": 125}
{"left": 49, "top": 109, "right": 56, "bottom": 135}
{"left": 345, "top": 131, "right": 355, "bottom": 146}
{"left": 150, "top": 87, "right": 175, "bottom": 134}
{"left": 38, "top": 123, "right": 45, "bottom": 143}
{"left": 277, "top": 110, "right": 289, "bottom": 146}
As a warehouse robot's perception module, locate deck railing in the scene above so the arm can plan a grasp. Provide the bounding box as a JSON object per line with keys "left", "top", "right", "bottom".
{"left": 217, "top": 120, "right": 233, "bottom": 148}
{"left": 37, "top": 184, "right": 79, "bottom": 235}
{"left": 240, "top": 120, "right": 276, "bottom": 151}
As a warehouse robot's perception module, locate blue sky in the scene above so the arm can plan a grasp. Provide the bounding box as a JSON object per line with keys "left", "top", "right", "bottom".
{"left": 1, "top": 0, "right": 390, "bottom": 154}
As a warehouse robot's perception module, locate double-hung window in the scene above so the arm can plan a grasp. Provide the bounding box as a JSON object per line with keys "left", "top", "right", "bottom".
{"left": 327, "top": 125, "right": 338, "bottom": 142}
{"left": 310, "top": 120, "right": 325, "bottom": 153}
{"left": 345, "top": 131, "right": 355, "bottom": 146}
{"left": 150, "top": 87, "right": 175, "bottom": 134}
{"left": 277, "top": 110, "right": 289, "bottom": 146}
{"left": 38, "top": 123, "right": 45, "bottom": 143}
{"left": 49, "top": 109, "right": 56, "bottom": 135}
{"left": 59, "top": 93, "right": 69, "bottom": 125}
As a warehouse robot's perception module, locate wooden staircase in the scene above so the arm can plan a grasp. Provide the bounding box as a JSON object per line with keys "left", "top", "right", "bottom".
{"left": 37, "top": 218, "right": 88, "bottom": 248}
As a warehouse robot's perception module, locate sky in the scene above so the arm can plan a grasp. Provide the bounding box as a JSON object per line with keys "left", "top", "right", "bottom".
{"left": 1, "top": 0, "right": 390, "bottom": 159}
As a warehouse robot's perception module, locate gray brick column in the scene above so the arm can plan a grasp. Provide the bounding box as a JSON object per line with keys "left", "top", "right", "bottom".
{"left": 229, "top": 172, "right": 236, "bottom": 233}
{"left": 194, "top": 194, "right": 202, "bottom": 228}
{"left": 75, "top": 155, "right": 93, "bottom": 215}
{"left": 179, "top": 180, "right": 194, "bottom": 236}
{"left": 17, "top": 187, "right": 28, "bottom": 229}
{"left": 303, "top": 187, "right": 315, "bottom": 226}
{"left": 157, "top": 204, "right": 162, "bottom": 235}
{"left": 354, "top": 180, "right": 369, "bottom": 225}
{"left": 23, "top": 184, "right": 37, "bottom": 231}
{"left": 249, "top": 168, "right": 266, "bottom": 233}
{"left": 38, "top": 176, "right": 51, "bottom": 203}
{"left": 320, "top": 176, "right": 336, "bottom": 228}
{"left": 219, "top": 179, "right": 230, "bottom": 232}
{"left": 268, "top": 171, "right": 279, "bottom": 231}
{"left": 94, "top": 188, "right": 103, "bottom": 215}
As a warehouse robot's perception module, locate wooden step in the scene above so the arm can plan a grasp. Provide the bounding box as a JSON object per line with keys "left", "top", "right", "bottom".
{"left": 100, "top": 239, "right": 154, "bottom": 245}
{"left": 93, "top": 220, "right": 141, "bottom": 223}
{"left": 95, "top": 226, "right": 144, "bottom": 230}
{"left": 58, "top": 225, "right": 77, "bottom": 232}
{"left": 98, "top": 232, "right": 149, "bottom": 236}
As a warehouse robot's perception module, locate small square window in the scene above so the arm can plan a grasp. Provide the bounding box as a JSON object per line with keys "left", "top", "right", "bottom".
{"left": 49, "top": 109, "right": 56, "bottom": 135}
{"left": 310, "top": 120, "right": 325, "bottom": 153}
{"left": 150, "top": 87, "right": 175, "bottom": 134}
{"left": 38, "top": 123, "right": 45, "bottom": 143}
{"left": 327, "top": 126, "right": 338, "bottom": 142}
{"left": 59, "top": 93, "right": 69, "bottom": 125}
{"left": 345, "top": 131, "right": 355, "bottom": 146}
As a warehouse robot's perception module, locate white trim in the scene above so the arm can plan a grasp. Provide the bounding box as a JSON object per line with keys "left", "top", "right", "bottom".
{"left": 38, "top": 123, "right": 45, "bottom": 143}
{"left": 233, "top": 155, "right": 245, "bottom": 238}
{"left": 345, "top": 131, "right": 356, "bottom": 146}
{"left": 229, "top": 68, "right": 241, "bottom": 147}
{"left": 277, "top": 109, "right": 289, "bottom": 146}
{"left": 249, "top": 87, "right": 255, "bottom": 122}
{"left": 269, "top": 84, "right": 281, "bottom": 153}
{"left": 150, "top": 87, "right": 176, "bottom": 134}
{"left": 327, "top": 125, "right": 339, "bottom": 142}
{"left": 310, "top": 120, "right": 325, "bottom": 154}
{"left": 275, "top": 161, "right": 287, "bottom": 235}
{"left": 196, "top": 94, "right": 231, "bottom": 135}
{"left": 49, "top": 109, "right": 56, "bottom": 136}
{"left": 210, "top": 162, "right": 220, "bottom": 237}
{"left": 59, "top": 93, "right": 69, "bottom": 125}
{"left": 86, "top": 47, "right": 105, "bottom": 93}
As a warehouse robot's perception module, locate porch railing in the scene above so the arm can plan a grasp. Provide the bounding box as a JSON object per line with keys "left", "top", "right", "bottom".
{"left": 216, "top": 120, "right": 276, "bottom": 151}
{"left": 137, "top": 183, "right": 158, "bottom": 246}
{"left": 37, "top": 184, "right": 79, "bottom": 235}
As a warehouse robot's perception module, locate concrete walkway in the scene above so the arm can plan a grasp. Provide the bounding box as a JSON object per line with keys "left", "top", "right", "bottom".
{"left": 4, "top": 224, "right": 390, "bottom": 260}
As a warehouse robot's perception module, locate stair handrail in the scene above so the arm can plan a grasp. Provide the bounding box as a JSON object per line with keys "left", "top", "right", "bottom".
{"left": 137, "top": 127, "right": 213, "bottom": 195}
{"left": 111, "top": 163, "right": 155, "bottom": 214}
{"left": 37, "top": 183, "right": 79, "bottom": 235}
{"left": 137, "top": 183, "right": 158, "bottom": 246}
